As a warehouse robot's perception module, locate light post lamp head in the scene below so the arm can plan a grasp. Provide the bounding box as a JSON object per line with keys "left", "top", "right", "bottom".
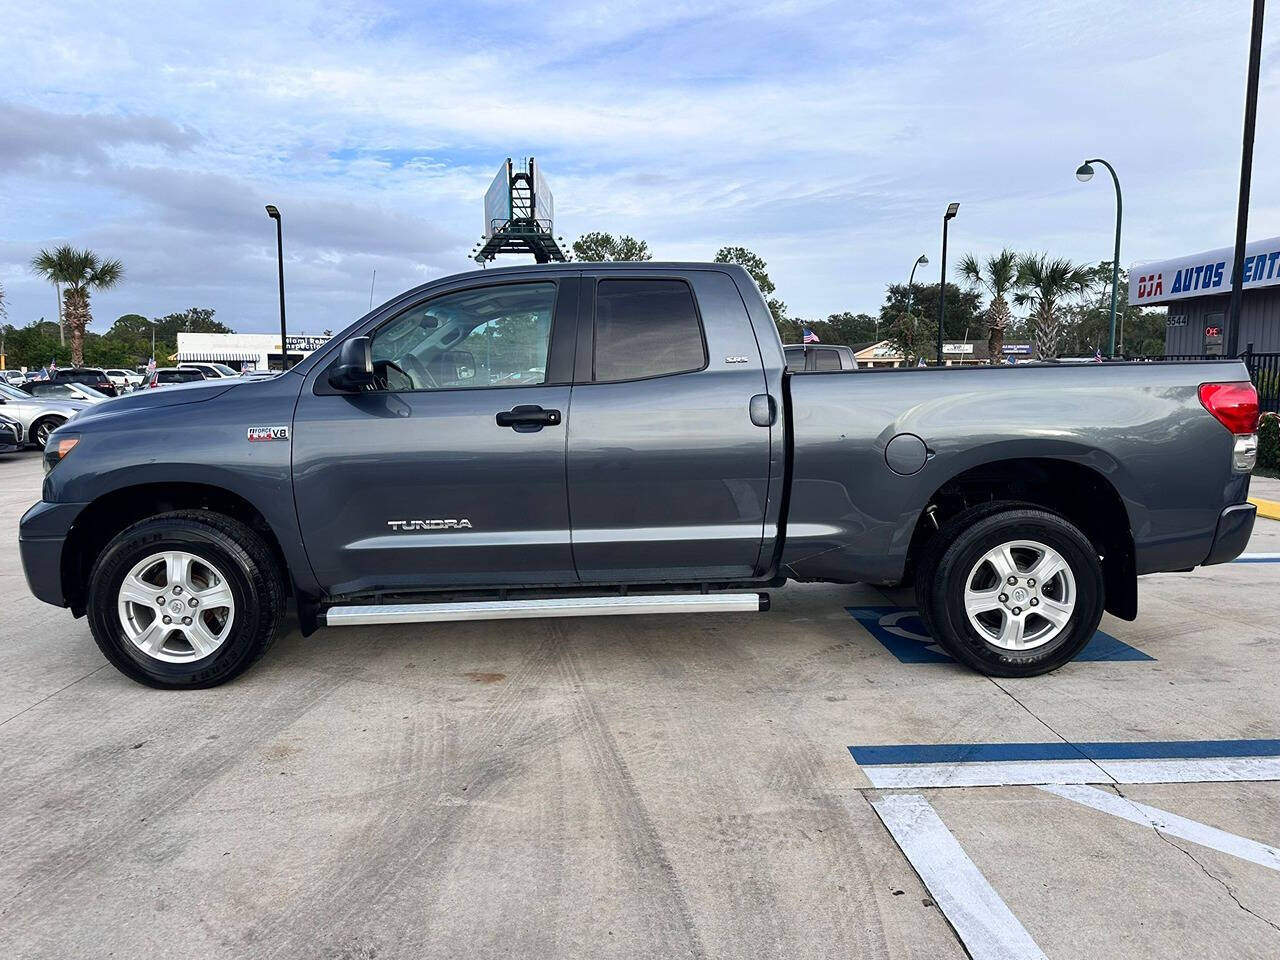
{"left": 916, "top": 254, "right": 929, "bottom": 266}
{"left": 265, "top": 204, "right": 281, "bottom": 220}
{"left": 944, "top": 202, "right": 959, "bottom": 220}
{"left": 1075, "top": 162, "right": 1095, "bottom": 182}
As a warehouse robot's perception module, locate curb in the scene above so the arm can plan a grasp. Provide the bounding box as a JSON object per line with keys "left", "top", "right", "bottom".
{"left": 1250, "top": 497, "right": 1280, "bottom": 521}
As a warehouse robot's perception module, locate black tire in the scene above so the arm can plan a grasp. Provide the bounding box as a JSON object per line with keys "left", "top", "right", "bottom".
{"left": 914, "top": 503, "right": 1104, "bottom": 677}
{"left": 87, "top": 511, "right": 285, "bottom": 689}
{"left": 31, "top": 416, "right": 65, "bottom": 450}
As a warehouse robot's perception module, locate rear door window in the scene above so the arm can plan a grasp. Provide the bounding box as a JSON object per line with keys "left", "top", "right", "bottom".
{"left": 592, "top": 279, "right": 706, "bottom": 382}
{"left": 814, "top": 348, "right": 844, "bottom": 371}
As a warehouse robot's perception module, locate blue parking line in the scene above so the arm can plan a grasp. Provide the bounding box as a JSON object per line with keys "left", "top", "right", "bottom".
{"left": 846, "top": 606, "right": 1153, "bottom": 663}
{"left": 849, "top": 738, "right": 1280, "bottom": 766}
{"left": 1232, "top": 553, "right": 1280, "bottom": 563}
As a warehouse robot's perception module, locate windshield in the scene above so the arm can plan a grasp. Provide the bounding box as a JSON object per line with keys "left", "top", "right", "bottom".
{"left": 74, "top": 384, "right": 110, "bottom": 398}
{"left": 0, "top": 382, "right": 28, "bottom": 400}
{"left": 210, "top": 363, "right": 239, "bottom": 376}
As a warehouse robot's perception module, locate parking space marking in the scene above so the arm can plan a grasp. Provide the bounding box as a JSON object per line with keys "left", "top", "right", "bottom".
{"left": 870, "top": 794, "right": 1048, "bottom": 960}
{"left": 851, "top": 740, "right": 1280, "bottom": 788}
{"left": 1039, "top": 784, "right": 1280, "bottom": 872}
{"left": 1233, "top": 552, "right": 1280, "bottom": 562}
{"left": 846, "top": 606, "right": 1153, "bottom": 663}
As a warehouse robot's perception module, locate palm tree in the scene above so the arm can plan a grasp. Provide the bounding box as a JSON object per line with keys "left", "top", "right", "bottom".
{"left": 959, "top": 249, "right": 1018, "bottom": 364}
{"left": 29, "top": 246, "right": 124, "bottom": 366}
{"left": 1014, "top": 254, "right": 1090, "bottom": 361}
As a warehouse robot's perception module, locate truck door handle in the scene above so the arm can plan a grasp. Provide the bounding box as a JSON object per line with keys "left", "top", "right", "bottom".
{"left": 496, "top": 405, "right": 562, "bottom": 432}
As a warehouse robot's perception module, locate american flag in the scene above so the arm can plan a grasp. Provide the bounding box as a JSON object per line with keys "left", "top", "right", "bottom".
{"left": 48, "top": 358, "right": 57, "bottom": 373}
{"left": 1093, "top": 348, "right": 1103, "bottom": 362}
{"left": 802, "top": 326, "right": 820, "bottom": 343}
{"left": 146, "top": 357, "right": 157, "bottom": 375}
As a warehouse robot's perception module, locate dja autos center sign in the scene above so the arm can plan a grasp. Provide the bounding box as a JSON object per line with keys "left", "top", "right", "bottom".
{"left": 1130, "top": 235, "right": 1280, "bottom": 305}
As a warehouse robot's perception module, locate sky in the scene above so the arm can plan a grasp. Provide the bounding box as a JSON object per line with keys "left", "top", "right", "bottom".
{"left": 1, "top": 0, "right": 1278, "bottom": 335}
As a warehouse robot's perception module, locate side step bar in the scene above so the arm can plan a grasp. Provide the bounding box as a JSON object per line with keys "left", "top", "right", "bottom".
{"left": 323, "top": 592, "right": 768, "bottom": 627}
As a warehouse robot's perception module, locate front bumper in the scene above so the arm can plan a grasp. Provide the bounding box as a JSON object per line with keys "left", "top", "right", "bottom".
{"left": 18, "top": 501, "right": 85, "bottom": 608}
{"left": 1202, "top": 502, "right": 1256, "bottom": 566}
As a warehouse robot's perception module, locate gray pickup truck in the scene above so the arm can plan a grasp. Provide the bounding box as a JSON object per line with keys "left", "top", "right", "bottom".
{"left": 19, "top": 263, "right": 1260, "bottom": 688}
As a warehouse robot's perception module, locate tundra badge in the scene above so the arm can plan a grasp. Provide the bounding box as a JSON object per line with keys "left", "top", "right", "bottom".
{"left": 387, "top": 519, "right": 474, "bottom": 531}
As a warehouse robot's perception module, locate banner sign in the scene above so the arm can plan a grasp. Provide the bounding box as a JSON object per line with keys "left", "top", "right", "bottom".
{"left": 1130, "top": 235, "right": 1280, "bottom": 305}
{"left": 281, "top": 335, "right": 331, "bottom": 352}
{"left": 942, "top": 343, "right": 974, "bottom": 354}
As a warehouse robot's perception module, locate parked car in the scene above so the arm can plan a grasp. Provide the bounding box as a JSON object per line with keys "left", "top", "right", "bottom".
{"left": 784, "top": 343, "right": 859, "bottom": 372}
{"left": 179, "top": 362, "right": 241, "bottom": 379}
{"left": 18, "top": 262, "right": 1259, "bottom": 689}
{"left": 2, "top": 370, "right": 29, "bottom": 386}
{"left": 46, "top": 367, "right": 118, "bottom": 397}
{"left": 148, "top": 367, "right": 207, "bottom": 388}
{"left": 0, "top": 413, "right": 22, "bottom": 453}
{"left": 104, "top": 368, "right": 144, "bottom": 392}
{"left": 0, "top": 382, "right": 93, "bottom": 449}
{"left": 21, "top": 381, "right": 110, "bottom": 404}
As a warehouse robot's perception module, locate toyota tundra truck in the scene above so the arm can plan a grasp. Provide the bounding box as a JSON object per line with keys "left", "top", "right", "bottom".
{"left": 19, "top": 262, "right": 1260, "bottom": 688}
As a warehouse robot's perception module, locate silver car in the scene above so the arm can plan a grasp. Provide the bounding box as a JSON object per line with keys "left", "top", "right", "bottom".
{"left": 0, "top": 381, "right": 94, "bottom": 449}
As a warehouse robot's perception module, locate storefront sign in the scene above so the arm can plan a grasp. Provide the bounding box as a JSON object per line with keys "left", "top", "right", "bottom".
{"left": 1131, "top": 235, "right": 1280, "bottom": 305}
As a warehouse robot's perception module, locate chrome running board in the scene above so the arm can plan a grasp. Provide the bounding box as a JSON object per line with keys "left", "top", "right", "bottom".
{"left": 323, "top": 592, "right": 767, "bottom": 626}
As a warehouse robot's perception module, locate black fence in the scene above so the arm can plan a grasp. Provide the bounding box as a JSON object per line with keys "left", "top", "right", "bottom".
{"left": 1129, "top": 347, "right": 1280, "bottom": 414}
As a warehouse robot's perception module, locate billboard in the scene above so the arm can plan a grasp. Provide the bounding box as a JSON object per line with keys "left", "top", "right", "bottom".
{"left": 1130, "top": 234, "right": 1280, "bottom": 306}
{"left": 531, "top": 159, "right": 553, "bottom": 228}
{"left": 483, "top": 160, "right": 512, "bottom": 239}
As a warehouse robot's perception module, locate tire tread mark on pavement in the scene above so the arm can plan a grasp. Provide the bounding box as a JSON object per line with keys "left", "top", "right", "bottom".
{"left": 0, "top": 670, "right": 344, "bottom": 917}
{"left": 552, "top": 626, "right": 708, "bottom": 959}
{"left": 252, "top": 628, "right": 570, "bottom": 958}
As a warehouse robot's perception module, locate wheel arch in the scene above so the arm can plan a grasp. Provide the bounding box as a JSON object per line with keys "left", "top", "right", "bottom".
{"left": 61, "top": 482, "right": 308, "bottom": 624}
{"left": 29, "top": 413, "right": 67, "bottom": 447}
{"left": 905, "top": 456, "right": 1137, "bottom": 620}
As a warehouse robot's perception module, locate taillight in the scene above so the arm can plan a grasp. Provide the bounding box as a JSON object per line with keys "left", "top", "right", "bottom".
{"left": 1198, "top": 382, "right": 1258, "bottom": 434}
{"left": 1199, "top": 381, "right": 1258, "bottom": 473}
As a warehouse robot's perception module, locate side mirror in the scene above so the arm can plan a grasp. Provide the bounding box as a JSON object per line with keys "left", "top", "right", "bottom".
{"left": 328, "top": 336, "right": 374, "bottom": 391}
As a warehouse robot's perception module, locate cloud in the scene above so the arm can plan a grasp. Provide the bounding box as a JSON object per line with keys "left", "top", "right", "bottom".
{"left": 0, "top": 101, "right": 201, "bottom": 171}
{"left": 0, "top": 0, "right": 1277, "bottom": 332}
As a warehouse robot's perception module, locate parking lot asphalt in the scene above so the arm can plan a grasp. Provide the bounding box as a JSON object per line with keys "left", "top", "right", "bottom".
{"left": 2, "top": 450, "right": 1278, "bottom": 959}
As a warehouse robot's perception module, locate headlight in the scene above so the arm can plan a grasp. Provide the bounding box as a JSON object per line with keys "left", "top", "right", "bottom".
{"left": 43, "top": 434, "right": 79, "bottom": 474}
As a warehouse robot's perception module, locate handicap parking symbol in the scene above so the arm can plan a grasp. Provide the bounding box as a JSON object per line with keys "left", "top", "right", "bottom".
{"left": 846, "top": 606, "right": 1154, "bottom": 664}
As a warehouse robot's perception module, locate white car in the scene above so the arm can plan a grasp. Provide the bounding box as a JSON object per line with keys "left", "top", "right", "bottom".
{"left": 179, "top": 362, "right": 241, "bottom": 379}
{"left": 2, "top": 370, "right": 28, "bottom": 386}
{"left": 104, "top": 368, "right": 144, "bottom": 392}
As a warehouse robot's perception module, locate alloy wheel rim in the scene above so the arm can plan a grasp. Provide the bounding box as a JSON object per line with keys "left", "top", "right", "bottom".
{"left": 962, "top": 539, "right": 1076, "bottom": 651}
{"left": 117, "top": 551, "right": 236, "bottom": 663}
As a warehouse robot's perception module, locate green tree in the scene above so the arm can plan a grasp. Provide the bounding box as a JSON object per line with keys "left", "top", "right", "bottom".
{"left": 878, "top": 282, "right": 981, "bottom": 343}
{"left": 887, "top": 311, "right": 938, "bottom": 366}
{"left": 29, "top": 246, "right": 124, "bottom": 366}
{"left": 959, "top": 249, "right": 1019, "bottom": 364}
{"left": 571, "top": 232, "right": 652, "bottom": 262}
{"left": 1061, "top": 262, "right": 1164, "bottom": 357}
{"left": 713, "top": 245, "right": 788, "bottom": 331}
{"left": 1014, "top": 255, "right": 1090, "bottom": 361}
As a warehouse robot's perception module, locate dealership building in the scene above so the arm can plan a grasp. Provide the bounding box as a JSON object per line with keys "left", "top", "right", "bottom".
{"left": 1130, "top": 234, "right": 1280, "bottom": 355}
{"left": 174, "top": 332, "right": 332, "bottom": 370}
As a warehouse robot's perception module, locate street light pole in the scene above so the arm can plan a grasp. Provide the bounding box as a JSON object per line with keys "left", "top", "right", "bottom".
{"left": 937, "top": 203, "right": 959, "bottom": 365}
{"left": 1075, "top": 159, "right": 1122, "bottom": 357}
{"left": 265, "top": 205, "right": 289, "bottom": 370}
{"left": 1226, "top": 0, "right": 1265, "bottom": 358}
{"left": 906, "top": 253, "right": 929, "bottom": 318}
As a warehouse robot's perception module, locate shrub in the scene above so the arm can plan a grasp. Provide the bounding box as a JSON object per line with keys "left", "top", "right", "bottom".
{"left": 1259, "top": 412, "right": 1280, "bottom": 474}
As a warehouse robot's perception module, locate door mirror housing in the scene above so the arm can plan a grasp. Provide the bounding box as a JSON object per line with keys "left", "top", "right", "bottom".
{"left": 328, "top": 336, "right": 374, "bottom": 391}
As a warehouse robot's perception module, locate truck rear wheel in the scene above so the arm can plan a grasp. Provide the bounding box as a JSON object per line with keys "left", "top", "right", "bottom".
{"left": 87, "top": 511, "right": 285, "bottom": 688}
{"left": 915, "top": 504, "right": 1104, "bottom": 677}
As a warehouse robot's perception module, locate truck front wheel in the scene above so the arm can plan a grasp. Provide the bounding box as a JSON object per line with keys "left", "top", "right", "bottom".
{"left": 915, "top": 505, "right": 1105, "bottom": 677}
{"left": 86, "top": 511, "right": 285, "bottom": 688}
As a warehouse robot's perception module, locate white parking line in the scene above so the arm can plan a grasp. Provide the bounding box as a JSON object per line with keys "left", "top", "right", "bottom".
{"left": 861, "top": 756, "right": 1280, "bottom": 789}
{"left": 1039, "top": 784, "right": 1280, "bottom": 872}
{"left": 870, "top": 794, "right": 1048, "bottom": 960}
